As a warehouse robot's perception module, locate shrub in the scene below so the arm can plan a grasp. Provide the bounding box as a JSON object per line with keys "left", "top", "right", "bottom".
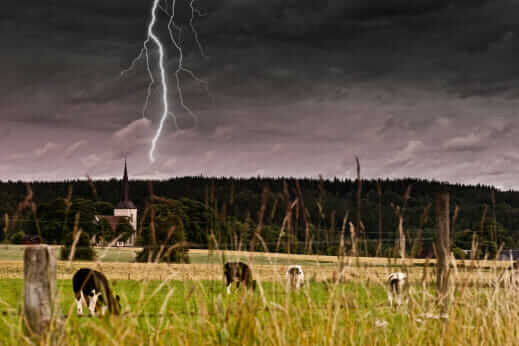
{"left": 9, "top": 231, "right": 26, "bottom": 244}
{"left": 60, "top": 231, "right": 95, "bottom": 260}
{"left": 452, "top": 247, "right": 466, "bottom": 260}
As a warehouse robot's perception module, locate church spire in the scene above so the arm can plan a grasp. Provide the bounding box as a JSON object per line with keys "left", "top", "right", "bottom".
{"left": 121, "top": 159, "right": 129, "bottom": 202}
{"left": 116, "top": 159, "right": 135, "bottom": 209}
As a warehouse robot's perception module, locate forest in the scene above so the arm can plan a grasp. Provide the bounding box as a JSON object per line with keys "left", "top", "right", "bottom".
{"left": 1, "top": 176, "right": 518, "bottom": 259}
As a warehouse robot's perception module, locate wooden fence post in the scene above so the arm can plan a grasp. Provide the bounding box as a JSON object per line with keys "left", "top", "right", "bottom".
{"left": 24, "top": 245, "right": 59, "bottom": 337}
{"left": 436, "top": 192, "right": 451, "bottom": 313}
{"left": 398, "top": 213, "right": 406, "bottom": 259}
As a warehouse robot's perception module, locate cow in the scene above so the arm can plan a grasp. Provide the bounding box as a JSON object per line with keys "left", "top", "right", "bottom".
{"left": 223, "top": 262, "right": 257, "bottom": 294}
{"left": 286, "top": 265, "right": 305, "bottom": 290}
{"left": 387, "top": 272, "right": 409, "bottom": 307}
{"left": 72, "top": 268, "right": 121, "bottom": 316}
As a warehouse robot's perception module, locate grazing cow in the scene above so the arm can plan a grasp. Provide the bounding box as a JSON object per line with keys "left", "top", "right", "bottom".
{"left": 286, "top": 265, "right": 305, "bottom": 289}
{"left": 387, "top": 272, "right": 409, "bottom": 307}
{"left": 73, "top": 268, "right": 121, "bottom": 316}
{"left": 223, "top": 262, "right": 256, "bottom": 294}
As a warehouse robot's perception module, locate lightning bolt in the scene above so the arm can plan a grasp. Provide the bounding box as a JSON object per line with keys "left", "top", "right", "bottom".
{"left": 120, "top": 0, "right": 209, "bottom": 163}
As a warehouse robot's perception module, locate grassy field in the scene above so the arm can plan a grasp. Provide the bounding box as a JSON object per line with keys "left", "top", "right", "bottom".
{"left": 0, "top": 245, "right": 339, "bottom": 265}
{"left": 0, "top": 245, "right": 342, "bottom": 265}
{"left": 1, "top": 246, "right": 518, "bottom": 344}
{"left": 0, "top": 278, "right": 389, "bottom": 344}
{"left": 1, "top": 275, "right": 519, "bottom": 345}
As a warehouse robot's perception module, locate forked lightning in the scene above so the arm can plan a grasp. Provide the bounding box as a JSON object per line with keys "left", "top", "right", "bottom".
{"left": 120, "top": 0, "right": 208, "bottom": 162}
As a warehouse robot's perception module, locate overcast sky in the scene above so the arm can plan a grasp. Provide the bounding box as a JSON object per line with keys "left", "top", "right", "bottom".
{"left": 2, "top": 0, "right": 519, "bottom": 188}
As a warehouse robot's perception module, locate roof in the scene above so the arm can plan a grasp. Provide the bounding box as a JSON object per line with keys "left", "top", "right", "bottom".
{"left": 22, "top": 235, "right": 44, "bottom": 244}
{"left": 116, "top": 200, "right": 136, "bottom": 209}
{"left": 95, "top": 215, "right": 128, "bottom": 231}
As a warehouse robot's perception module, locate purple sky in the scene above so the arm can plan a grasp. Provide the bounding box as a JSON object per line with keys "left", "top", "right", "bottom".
{"left": 3, "top": 0, "right": 519, "bottom": 188}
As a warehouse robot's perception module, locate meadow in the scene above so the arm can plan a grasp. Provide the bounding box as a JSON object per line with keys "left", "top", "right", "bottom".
{"left": 0, "top": 246, "right": 518, "bottom": 345}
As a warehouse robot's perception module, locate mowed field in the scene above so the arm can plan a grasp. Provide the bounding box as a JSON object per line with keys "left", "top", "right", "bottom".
{"left": 0, "top": 245, "right": 511, "bottom": 284}
{"left": 1, "top": 246, "right": 518, "bottom": 345}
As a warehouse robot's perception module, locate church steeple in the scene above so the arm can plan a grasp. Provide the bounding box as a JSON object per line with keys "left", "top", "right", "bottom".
{"left": 121, "top": 159, "right": 129, "bottom": 202}
{"left": 116, "top": 159, "right": 136, "bottom": 209}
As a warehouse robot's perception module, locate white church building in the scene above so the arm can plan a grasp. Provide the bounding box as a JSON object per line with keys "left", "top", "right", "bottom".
{"left": 95, "top": 160, "right": 138, "bottom": 246}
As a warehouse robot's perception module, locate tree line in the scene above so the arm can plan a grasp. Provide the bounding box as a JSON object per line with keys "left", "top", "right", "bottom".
{"left": 1, "top": 176, "right": 518, "bottom": 260}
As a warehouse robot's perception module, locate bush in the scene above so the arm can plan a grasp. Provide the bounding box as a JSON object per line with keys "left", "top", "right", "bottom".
{"left": 452, "top": 247, "right": 466, "bottom": 260}
{"left": 10, "top": 231, "right": 26, "bottom": 244}
{"left": 60, "top": 231, "right": 95, "bottom": 261}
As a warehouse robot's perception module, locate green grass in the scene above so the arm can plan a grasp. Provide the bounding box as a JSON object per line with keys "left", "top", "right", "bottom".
{"left": 0, "top": 246, "right": 337, "bottom": 265}
{"left": 0, "top": 246, "right": 27, "bottom": 261}
{"left": 1, "top": 275, "right": 519, "bottom": 345}
{"left": 0, "top": 278, "right": 393, "bottom": 343}
{"left": 0, "top": 245, "right": 138, "bottom": 263}
{"left": 94, "top": 248, "right": 139, "bottom": 263}
{"left": 189, "top": 252, "right": 335, "bottom": 266}
{"left": 0, "top": 278, "right": 350, "bottom": 318}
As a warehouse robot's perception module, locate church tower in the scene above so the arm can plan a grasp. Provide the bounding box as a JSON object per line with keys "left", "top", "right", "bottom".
{"left": 114, "top": 160, "right": 138, "bottom": 246}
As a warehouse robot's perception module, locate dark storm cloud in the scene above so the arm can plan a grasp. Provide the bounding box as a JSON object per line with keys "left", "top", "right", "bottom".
{"left": 3, "top": 0, "right": 519, "bottom": 187}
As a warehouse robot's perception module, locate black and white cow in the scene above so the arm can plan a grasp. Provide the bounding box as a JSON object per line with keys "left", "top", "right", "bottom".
{"left": 223, "top": 262, "right": 256, "bottom": 294}
{"left": 72, "top": 268, "right": 121, "bottom": 316}
{"left": 286, "top": 265, "right": 305, "bottom": 289}
{"left": 387, "top": 272, "right": 409, "bottom": 307}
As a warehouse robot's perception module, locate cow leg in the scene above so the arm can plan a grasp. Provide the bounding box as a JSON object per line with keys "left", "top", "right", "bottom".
{"left": 75, "top": 292, "right": 84, "bottom": 315}
{"left": 395, "top": 293, "right": 402, "bottom": 306}
{"left": 75, "top": 297, "right": 83, "bottom": 315}
{"left": 226, "top": 283, "right": 232, "bottom": 295}
{"left": 81, "top": 291, "right": 90, "bottom": 315}
{"left": 88, "top": 289, "right": 101, "bottom": 316}
{"left": 101, "top": 305, "right": 107, "bottom": 316}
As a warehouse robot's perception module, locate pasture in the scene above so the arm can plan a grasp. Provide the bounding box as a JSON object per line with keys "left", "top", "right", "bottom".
{"left": 1, "top": 248, "right": 519, "bottom": 344}
{"left": 1, "top": 276, "right": 519, "bottom": 345}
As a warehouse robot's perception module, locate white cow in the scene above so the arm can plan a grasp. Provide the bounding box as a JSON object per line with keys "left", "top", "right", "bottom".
{"left": 286, "top": 265, "right": 305, "bottom": 289}
{"left": 387, "top": 272, "right": 408, "bottom": 307}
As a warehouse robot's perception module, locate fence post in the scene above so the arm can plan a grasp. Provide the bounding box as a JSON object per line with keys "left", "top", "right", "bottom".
{"left": 24, "top": 245, "right": 59, "bottom": 337}
{"left": 398, "top": 213, "right": 406, "bottom": 259}
{"left": 436, "top": 192, "right": 451, "bottom": 314}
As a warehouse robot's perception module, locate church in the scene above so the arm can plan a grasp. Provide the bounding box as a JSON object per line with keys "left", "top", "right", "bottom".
{"left": 94, "top": 160, "right": 138, "bottom": 246}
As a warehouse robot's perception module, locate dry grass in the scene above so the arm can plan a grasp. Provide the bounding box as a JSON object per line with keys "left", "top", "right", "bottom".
{"left": 0, "top": 248, "right": 512, "bottom": 286}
